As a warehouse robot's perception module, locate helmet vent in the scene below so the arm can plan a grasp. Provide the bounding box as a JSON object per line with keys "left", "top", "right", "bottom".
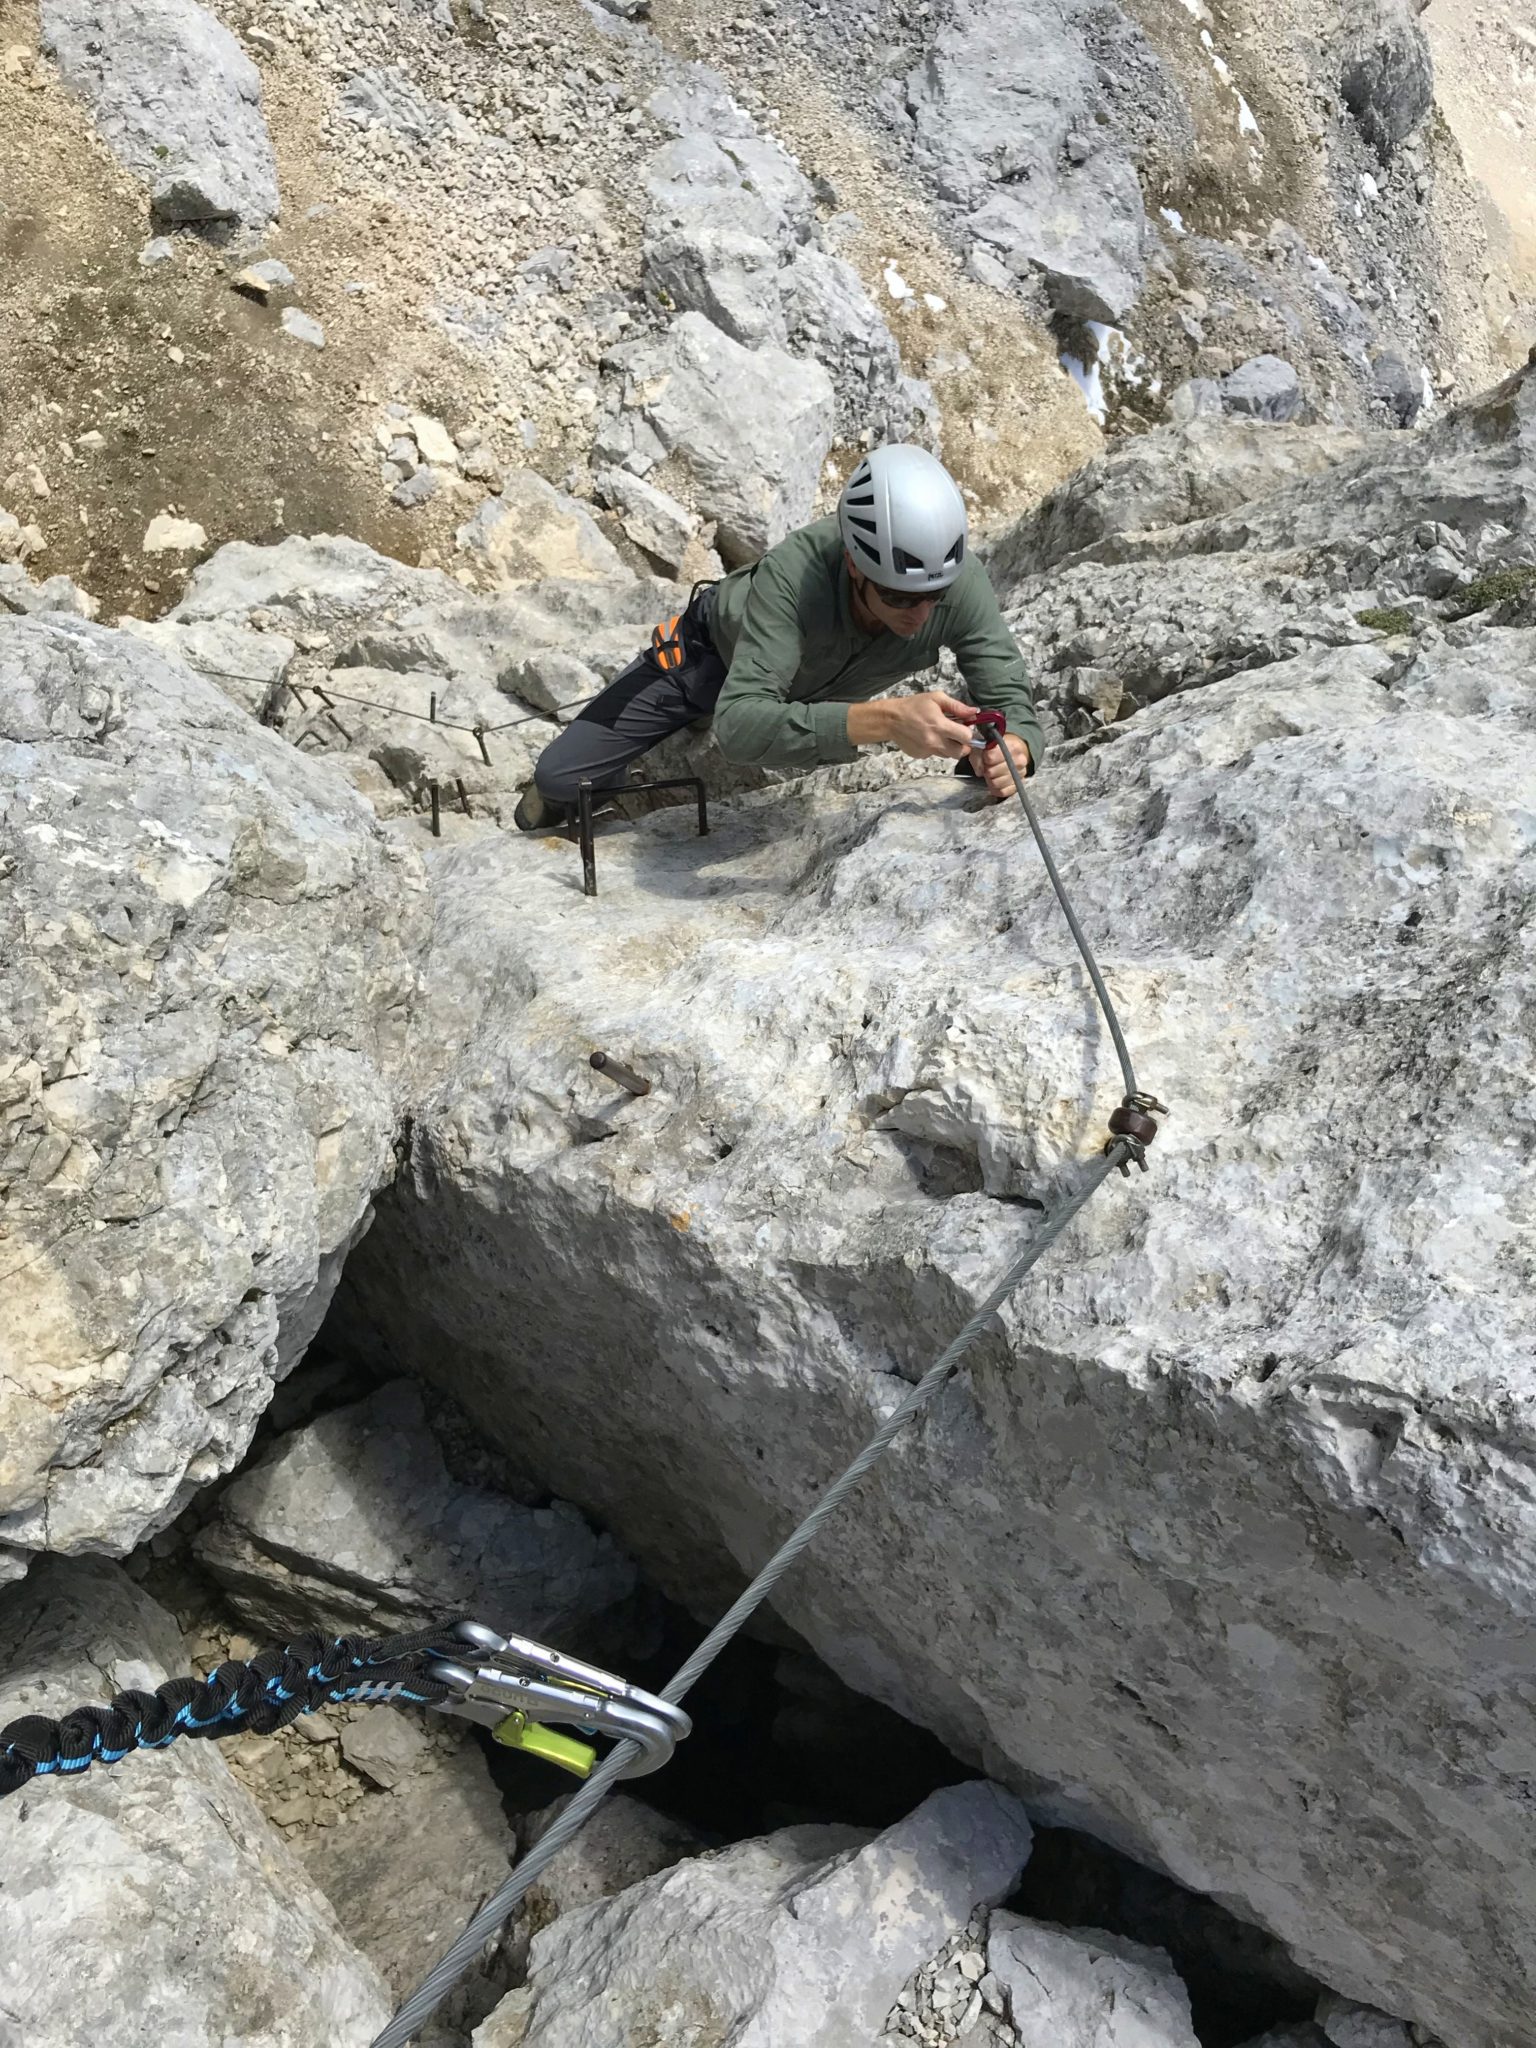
{"left": 945, "top": 538, "right": 965, "bottom": 566}
{"left": 851, "top": 534, "right": 881, "bottom": 565}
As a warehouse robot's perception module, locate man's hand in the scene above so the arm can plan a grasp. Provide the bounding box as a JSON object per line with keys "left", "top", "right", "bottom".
{"left": 849, "top": 691, "right": 977, "bottom": 760}
{"left": 975, "top": 732, "right": 1032, "bottom": 802}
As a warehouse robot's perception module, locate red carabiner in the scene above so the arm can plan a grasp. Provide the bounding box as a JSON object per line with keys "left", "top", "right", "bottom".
{"left": 971, "top": 709, "right": 1007, "bottom": 748}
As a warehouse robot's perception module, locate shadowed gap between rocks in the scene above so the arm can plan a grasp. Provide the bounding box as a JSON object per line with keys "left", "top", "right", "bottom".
{"left": 213, "top": 1320, "right": 1330, "bottom": 2044}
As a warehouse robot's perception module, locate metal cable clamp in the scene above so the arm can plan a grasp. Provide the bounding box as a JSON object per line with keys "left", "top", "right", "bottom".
{"left": 423, "top": 1620, "right": 691, "bottom": 1780}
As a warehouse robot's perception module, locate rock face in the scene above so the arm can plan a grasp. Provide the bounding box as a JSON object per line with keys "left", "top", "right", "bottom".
{"left": 0, "top": 613, "right": 426, "bottom": 1581}
{"left": 292, "top": 1711, "right": 518, "bottom": 2043}
{"left": 993, "top": 359, "right": 1536, "bottom": 737}
{"left": 455, "top": 472, "right": 634, "bottom": 589}
{"left": 904, "top": 0, "right": 1147, "bottom": 325}
{"left": 639, "top": 74, "right": 935, "bottom": 448}
{"left": 0, "top": 1556, "right": 391, "bottom": 2045}
{"left": 485, "top": 1783, "right": 1032, "bottom": 2046}
{"left": 40, "top": 0, "right": 280, "bottom": 230}
{"left": 334, "top": 370, "right": 1536, "bottom": 2045}
{"left": 163, "top": 532, "right": 699, "bottom": 832}
{"left": 196, "top": 1378, "right": 642, "bottom": 1646}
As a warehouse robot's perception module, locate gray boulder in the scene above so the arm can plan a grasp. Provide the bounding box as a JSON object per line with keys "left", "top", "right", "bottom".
{"left": 0, "top": 565, "right": 98, "bottom": 617}
{"left": 1340, "top": 0, "right": 1434, "bottom": 160}
{"left": 41, "top": 0, "right": 280, "bottom": 230}
{"left": 981, "top": 1915, "right": 1200, "bottom": 2046}
{"left": 0, "top": 614, "right": 426, "bottom": 1581}
{"left": 0, "top": 1556, "right": 391, "bottom": 2044}
{"left": 173, "top": 532, "right": 453, "bottom": 625}
{"left": 1316, "top": 1996, "right": 1420, "bottom": 2048}
{"left": 1220, "top": 355, "right": 1304, "bottom": 423}
{"left": 331, "top": 368, "right": 1536, "bottom": 2046}
{"left": 487, "top": 1783, "right": 1032, "bottom": 2046}
{"left": 195, "top": 1378, "right": 640, "bottom": 1645}
{"left": 1369, "top": 350, "right": 1427, "bottom": 427}
{"left": 596, "top": 313, "right": 834, "bottom": 565}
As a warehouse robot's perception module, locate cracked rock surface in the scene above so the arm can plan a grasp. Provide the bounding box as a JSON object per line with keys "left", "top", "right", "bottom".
{"left": 333, "top": 373, "right": 1536, "bottom": 2045}
{"left": 0, "top": 612, "right": 427, "bottom": 1580}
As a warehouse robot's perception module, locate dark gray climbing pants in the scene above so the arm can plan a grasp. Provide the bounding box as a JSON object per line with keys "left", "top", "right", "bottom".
{"left": 532, "top": 583, "right": 726, "bottom": 806}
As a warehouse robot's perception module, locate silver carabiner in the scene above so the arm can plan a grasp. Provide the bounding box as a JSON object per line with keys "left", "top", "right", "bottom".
{"left": 426, "top": 1622, "right": 691, "bottom": 1779}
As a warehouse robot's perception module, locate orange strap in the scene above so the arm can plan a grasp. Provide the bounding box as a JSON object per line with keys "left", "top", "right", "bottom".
{"left": 651, "top": 615, "right": 685, "bottom": 670}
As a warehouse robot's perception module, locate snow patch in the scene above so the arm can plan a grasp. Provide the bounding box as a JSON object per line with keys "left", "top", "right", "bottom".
{"left": 1198, "top": 26, "right": 1264, "bottom": 149}
{"left": 884, "top": 262, "right": 915, "bottom": 302}
{"left": 1059, "top": 324, "right": 1149, "bottom": 426}
{"left": 1160, "top": 206, "right": 1188, "bottom": 235}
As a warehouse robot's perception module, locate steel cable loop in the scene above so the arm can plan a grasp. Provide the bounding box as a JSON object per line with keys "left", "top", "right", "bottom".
{"left": 0, "top": 1624, "right": 465, "bottom": 1799}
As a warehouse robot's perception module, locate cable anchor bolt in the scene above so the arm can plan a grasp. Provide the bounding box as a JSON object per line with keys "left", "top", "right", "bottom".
{"left": 1106, "top": 1092, "right": 1169, "bottom": 1174}
{"left": 425, "top": 1621, "right": 691, "bottom": 1780}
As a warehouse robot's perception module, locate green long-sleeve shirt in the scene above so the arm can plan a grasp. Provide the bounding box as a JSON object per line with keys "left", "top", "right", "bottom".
{"left": 708, "top": 516, "right": 1044, "bottom": 774}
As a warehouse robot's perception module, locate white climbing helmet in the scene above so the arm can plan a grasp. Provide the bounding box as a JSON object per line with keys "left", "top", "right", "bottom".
{"left": 838, "top": 444, "right": 968, "bottom": 594}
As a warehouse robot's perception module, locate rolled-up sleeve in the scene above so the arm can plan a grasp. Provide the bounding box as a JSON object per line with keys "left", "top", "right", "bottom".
{"left": 712, "top": 556, "right": 859, "bottom": 770}
{"left": 945, "top": 560, "right": 1045, "bottom": 773}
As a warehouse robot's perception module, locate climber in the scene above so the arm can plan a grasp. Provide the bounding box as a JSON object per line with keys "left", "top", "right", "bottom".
{"left": 512, "top": 443, "right": 1043, "bottom": 832}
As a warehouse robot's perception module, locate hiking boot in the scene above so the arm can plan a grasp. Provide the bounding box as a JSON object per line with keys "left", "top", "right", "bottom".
{"left": 514, "top": 784, "right": 569, "bottom": 834}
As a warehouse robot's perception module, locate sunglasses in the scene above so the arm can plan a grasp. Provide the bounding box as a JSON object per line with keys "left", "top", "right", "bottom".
{"left": 864, "top": 577, "right": 939, "bottom": 612}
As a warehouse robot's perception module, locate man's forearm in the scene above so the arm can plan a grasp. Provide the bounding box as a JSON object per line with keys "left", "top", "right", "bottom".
{"left": 846, "top": 700, "right": 894, "bottom": 746}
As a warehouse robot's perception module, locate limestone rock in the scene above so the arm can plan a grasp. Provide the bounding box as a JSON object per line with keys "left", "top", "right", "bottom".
{"left": 195, "top": 1378, "right": 640, "bottom": 1644}
{"left": 517, "top": 1790, "right": 704, "bottom": 1924}
{"left": 0, "top": 565, "right": 97, "bottom": 617}
{"left": 596, "top": 312, "right": 834, "bottom": 565}
{"left": 40, "top": 0, "right": 280, "bottom": 231}
{"left": 332, "top": 428, "right": 1536, "bottom": 2048}
{"left": 173, "top": 533, "right": 454, "bottom": 626}
{"left": 991, "top": 358, "right": 1536, "bottom": 735}
{"left": 982, "top": 1916, "right": 1199, "bottom": 2046}
{"left": 281, "top": 307, "right": 326, "bottom": 349}
{"left": 118, "top": 614, "right": 296, "bottom": 722}
{"left": 641, "top": 85, "right": 934, "bottom": 446}
{"left": 0, "top": 1556, "right": 391, "bottom": 2043}
{"left": 0, "top": 613, "right": 426, "bottom": 1580}
{"left": 501, "top": 647, "right": 605, "bottom": 720}
{"left": 987, "top": 414, "right": 1372, "bottom": 582}
{"left": 495, "top": 1783, "right": 1032, "bottom": 2046}
{"left": 142, "top": 511, "right": 209, "bottom": 553}
{"left": 456, "top": 472, "right": 633, "bottom": 587}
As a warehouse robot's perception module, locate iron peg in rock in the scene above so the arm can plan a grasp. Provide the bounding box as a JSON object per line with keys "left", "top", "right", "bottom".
{"left": 590, "top": 1050, "right": 652, "bottom": 1098}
